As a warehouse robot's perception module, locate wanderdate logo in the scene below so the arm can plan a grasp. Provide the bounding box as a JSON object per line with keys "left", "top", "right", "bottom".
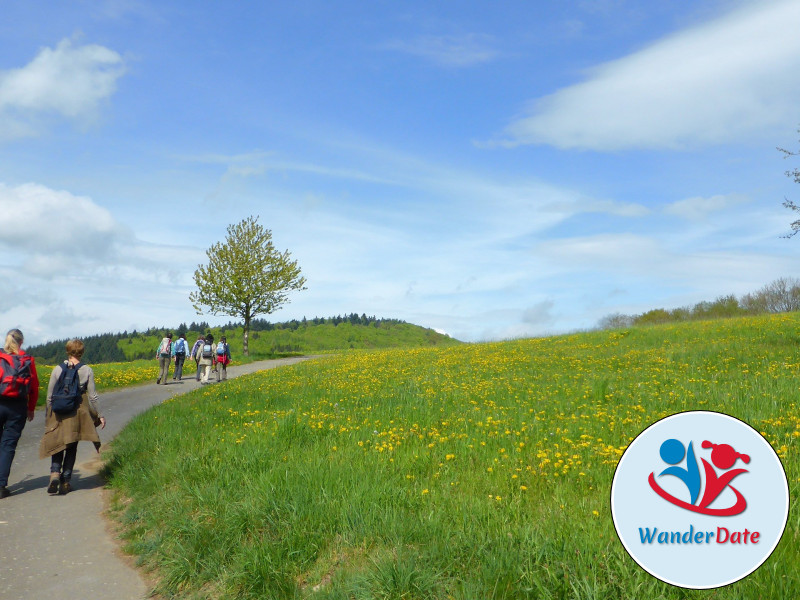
{"left": 611, "top": 411, "right": 789, "bottom": 589}
{"left": 649, "top": 438, "right": 750, "bottom": 516}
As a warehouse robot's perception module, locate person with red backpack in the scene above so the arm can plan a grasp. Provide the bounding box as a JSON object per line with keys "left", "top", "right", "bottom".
{"left": 0, "top": 329, "right": 39, "bottom": 499}
{"left": 215, "top": 335, "right": 232, "bottom": 381}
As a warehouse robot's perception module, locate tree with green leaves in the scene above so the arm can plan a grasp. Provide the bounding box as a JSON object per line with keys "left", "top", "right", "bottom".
{"left": 190, "top": 216, "right": 306, "bottom": 356}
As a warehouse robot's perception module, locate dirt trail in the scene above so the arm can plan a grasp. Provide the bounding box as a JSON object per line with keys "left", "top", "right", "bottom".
{"left": 0, "top": 356, "right": 316, "bottom": 599}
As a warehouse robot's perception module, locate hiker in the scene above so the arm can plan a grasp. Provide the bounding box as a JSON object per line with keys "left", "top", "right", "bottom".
{"left": 190, "top": 334, "right": 205, "bottom": 381}
{"left": 0, "top": 329, "right": 39, "bottom": 499}
{"left": 172, "top": 333, "right": 188, "bottom": 380}
{"left": 155, "top": 332, "right": 173, "bottom": 384}
{"left": 39, "top": 339, "right": 106, "bottom": 495}
{"left": 215, "top": 335, "right": 232, "bottom": 381}
{"left": 194, "top": 334, "right": 216, "bottom": 385}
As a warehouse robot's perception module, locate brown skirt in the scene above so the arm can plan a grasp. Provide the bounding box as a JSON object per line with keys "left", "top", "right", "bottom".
{"left": 39, "top": 393, "right": 101, "bottom": 459}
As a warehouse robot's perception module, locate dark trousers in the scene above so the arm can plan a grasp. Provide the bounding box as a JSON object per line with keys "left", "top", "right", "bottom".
{"left": 0, "top": 399, "right": 28, "bottom": 487}
{"left": 51, "top": 442, "right": 79, "bottom": 482}
{"left": 174, "top": 354, "right": 186, "bottom": 379}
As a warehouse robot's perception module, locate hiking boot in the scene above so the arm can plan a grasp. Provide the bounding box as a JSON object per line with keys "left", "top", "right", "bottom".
{"left": 59, "top": 480, "right": 72, "bottom": 495}
{"left": 47, "top": 474, "right": 60, "bottom": 495}
{"left": 0, "top": 487, "right": 10, "bottom": 499}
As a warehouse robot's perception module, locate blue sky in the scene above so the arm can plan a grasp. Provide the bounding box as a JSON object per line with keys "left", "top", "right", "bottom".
{"left": 2, "top": 0, "right": 800, "bottom": 346}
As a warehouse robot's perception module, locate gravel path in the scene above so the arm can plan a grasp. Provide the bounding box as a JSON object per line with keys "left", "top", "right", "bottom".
{"left": 0, "top": 356, "right": 316, "bottom": 599}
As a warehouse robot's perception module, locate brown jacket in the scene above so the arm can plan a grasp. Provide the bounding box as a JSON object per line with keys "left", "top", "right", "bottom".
{"left": 39, "top": 363, "right": 102, "bottom": 459}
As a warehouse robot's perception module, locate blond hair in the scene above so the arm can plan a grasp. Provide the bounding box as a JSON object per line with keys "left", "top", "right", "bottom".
{"left": 65, "top": 339, "right": 85, "bottom": 360}
{"left": 3, "top": 329, "right": 23, "bottom": 354}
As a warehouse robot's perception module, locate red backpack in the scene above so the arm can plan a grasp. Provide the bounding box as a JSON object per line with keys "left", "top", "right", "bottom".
{"left": 0, "top": 352, "right": 33, "bottom": 400}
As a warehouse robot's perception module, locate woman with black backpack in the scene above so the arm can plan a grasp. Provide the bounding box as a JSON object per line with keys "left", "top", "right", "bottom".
{"left": 39, "top": 339, "right": 106, "bottom": 495}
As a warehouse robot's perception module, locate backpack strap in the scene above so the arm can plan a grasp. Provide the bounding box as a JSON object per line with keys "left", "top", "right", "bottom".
{"left": 74, "top": 362, "right": 88, "bottom": 393}
{"left": 66, "top": 361, "right": 86, "bottom": 385}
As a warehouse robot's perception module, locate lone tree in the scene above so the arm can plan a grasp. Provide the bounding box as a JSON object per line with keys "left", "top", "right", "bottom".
{"left": 190, "top": 216, "right": 306, "bottom": 356}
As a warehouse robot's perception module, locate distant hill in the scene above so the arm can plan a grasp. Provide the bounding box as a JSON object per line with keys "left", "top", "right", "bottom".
{"left": 27, "top": 314, "right": 460, "bottom": 365}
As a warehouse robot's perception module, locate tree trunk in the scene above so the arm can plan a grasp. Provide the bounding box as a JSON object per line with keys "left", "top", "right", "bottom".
{"left": 243, "top": 315, "right": 250, "bottom": 356}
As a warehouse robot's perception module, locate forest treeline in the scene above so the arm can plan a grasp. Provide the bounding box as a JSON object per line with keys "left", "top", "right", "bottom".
{"left": 26, "top": 331, "right": 129, "bottom": 365}
{"left": 598, "top": 277, "right": 800, "bottom": 329}
{"left": 26, "top": 314, "right": 414, "bottom": 364}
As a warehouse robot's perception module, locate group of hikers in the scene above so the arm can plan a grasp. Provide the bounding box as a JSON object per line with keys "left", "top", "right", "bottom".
{"left": 0, "top": 328, "right": 105, "bottom": 499}
{"left": 155, "top": 331, "right": 232, "bottom": 385}
{"left": 0, "top": 327, "right": 234, "bottom": 500}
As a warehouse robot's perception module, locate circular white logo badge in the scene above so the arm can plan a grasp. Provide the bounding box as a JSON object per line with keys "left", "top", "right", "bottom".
{"left": 611, "top": 411, "right": 789, "bottom": 589}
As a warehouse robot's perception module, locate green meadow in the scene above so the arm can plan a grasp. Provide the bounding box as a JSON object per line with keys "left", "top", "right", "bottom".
{"left": 117, "top": 319, "right": 458, "bottom": 362}
{"left": 103, "top": 313, "right": 800, "bottom": 599}
{"left": 31, "top": 319, "right": 456, "bottom": 405}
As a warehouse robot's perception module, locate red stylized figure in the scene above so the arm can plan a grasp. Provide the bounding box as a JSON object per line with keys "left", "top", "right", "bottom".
{"left": 697, "top": 441, "right": 749, "bottom": 512}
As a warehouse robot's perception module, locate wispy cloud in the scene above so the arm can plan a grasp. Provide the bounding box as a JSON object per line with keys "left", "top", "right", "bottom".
{"left": 500, "top": 0, "right": 800, "bottom": 150}
{"left": 382, "top": 33, "right": 500, "bottom": 67}
{"left": 175, "top": 151, "right": 398, "bottom": 185}
{"left": 0, "top": 38, "right": 125, "bottom": 140}
{"left": 664, "top": 194, "right": 749, "bottom": 220}
{"left": 537, "top": 231, "right": 796, "bottom": 294}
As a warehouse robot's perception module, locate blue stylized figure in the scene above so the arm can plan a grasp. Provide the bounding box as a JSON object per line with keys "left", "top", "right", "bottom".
{"left": 658, "top": 439, "right": 701, "bottom": 505}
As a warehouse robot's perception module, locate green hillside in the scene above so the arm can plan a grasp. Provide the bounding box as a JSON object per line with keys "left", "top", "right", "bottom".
{"left": 28, "top": 315, "right": 459, "bottom": 365}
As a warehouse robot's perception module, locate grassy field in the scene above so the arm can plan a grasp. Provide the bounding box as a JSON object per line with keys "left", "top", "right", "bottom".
{"left": 117, "top": 321, "right": 458, "bottom": 362}
{"left": 103, "top": 313, "right": 800, "bottom": 599}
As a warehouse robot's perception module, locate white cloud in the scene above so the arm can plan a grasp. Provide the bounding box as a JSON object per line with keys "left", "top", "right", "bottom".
{"left": 522, "top": 300, "right": 555, "bottom": 326}
{"left": 0, "top": 181, "right": 201, "bottom": 338}
{"left": 0, "top": 38, "right": 125, "bottom": 139}
{"left": 539, "top": 233, "right": 664, "bottom": 273}
{"left": 0, "top": 182, "right": 125, "bottom": 261}
{"left": 537, "top": 232, "right": 797, "bottom": 293}
{"left": 382, "top": 33, "right": 499, "bottom": 67}
{"left": 0, "top": 182, "right": 201, "bottom": 284}
{"left": 502, "top": 0, "right": 800, "bottom": 150}
{"left": 90, "top": 0, "right": 165, "bottom": 22}
{"left": 545, "top": 198, "right": 650, "bottom": 218}
{"left": 0, "top": 278, "right": 57, "bottom": 313}
{"left": 664, "top": 194, "right": 749, "bottom": 220}
{"left": 177, "top": 150, "right": 398, "bottom": 185}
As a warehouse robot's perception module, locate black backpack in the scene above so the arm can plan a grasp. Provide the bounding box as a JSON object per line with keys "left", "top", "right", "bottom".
{"left": 51, "top": 362, "right": 85, "bottom": 415}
